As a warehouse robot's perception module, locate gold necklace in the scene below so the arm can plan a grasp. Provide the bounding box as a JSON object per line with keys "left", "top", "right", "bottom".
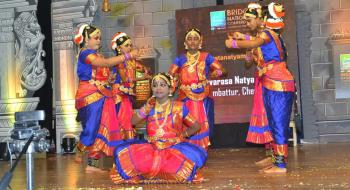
{"left": 186, "top": 51, "right": 200, "bottom": 63}
{"left": 154, "top": 100, "right": 171, "bottom": 137}
{"left": 186, "top": 51, "right": 200, "bottom": 73}
{"left": 155, "top": 99, "right": 170, "bottom": 112}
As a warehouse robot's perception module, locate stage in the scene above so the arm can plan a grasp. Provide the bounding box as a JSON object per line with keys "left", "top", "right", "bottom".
{"left": 1, "top": 143, "right": 349, "bottom": 190}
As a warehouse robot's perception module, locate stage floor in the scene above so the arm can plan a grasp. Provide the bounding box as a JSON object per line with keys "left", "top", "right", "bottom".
{"left": 1, "top": 143, "right": 350, "bottom": 189}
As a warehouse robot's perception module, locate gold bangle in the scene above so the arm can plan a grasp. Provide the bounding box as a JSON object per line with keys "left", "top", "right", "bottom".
{"left": 120, "top": 55, "right": 125, "bottom": 62}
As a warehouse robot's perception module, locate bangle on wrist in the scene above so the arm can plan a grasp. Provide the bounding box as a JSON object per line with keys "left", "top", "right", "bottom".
{"left": 123, "top": 53, "right": 132, "bottom": 61}
{"left": 120, "top": 55, "right": 125, "bottom": 62}
{"left": 231, "top": 40, "right": 238, "bottom": 48}
{"left": 137, "top": 107, "right": 147, "bottom": 119}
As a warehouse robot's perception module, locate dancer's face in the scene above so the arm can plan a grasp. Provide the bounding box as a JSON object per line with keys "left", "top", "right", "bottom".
{"left": 185, "top": 33, "right": 201, "bottom": 51}
{"left": 119, "top": 39, "right": 133, "bottom": 53}
{"left": 246, "top": 17, "right": 261, "bottom": 31}
{"left": 152, "top": 78, "right": 170, "bottom": 99}
{"left": 86, "top": 31, "right": 101, "bottom": 50}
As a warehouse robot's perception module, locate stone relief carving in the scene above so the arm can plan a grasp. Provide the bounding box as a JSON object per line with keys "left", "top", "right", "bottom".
{"left": 88, "top": 0, "right": 97, "bottom": 16}
{"left": 14, "top": 11, "right": 46, "bottom": 97}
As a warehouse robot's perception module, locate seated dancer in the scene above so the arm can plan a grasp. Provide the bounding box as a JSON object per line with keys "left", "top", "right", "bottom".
{"left": 168, "top": 28, "right": 226, "bottom": 151}
{"left": 109, "top": 32, "right": 151, "bottom": 139}
{"left": 73, "top": 23, "right": 139, "bottom": 173}
{"left": 225, "top": 2, "right": 295, "bottom": 173}
{"left": 110, "top": 73, "right": 207, "bottom": 184}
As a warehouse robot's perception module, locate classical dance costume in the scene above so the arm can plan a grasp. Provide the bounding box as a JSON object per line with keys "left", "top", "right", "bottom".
{"left": 246, "top": 29, "right": 295, "bottom": 168}
{"left": 169, "top": 52, "right": 225, "bottom": 150}
{"left": 75, "top": 49, "right": 122, "bottom": 158}
{"left": 110, "top": 32, "right": 149, "bottom": 140}
{"left": 110, "top": 59, "right": 147, "bottom": 139}
{"left": 110, "top": 101, "right": 207, "bottom": 184}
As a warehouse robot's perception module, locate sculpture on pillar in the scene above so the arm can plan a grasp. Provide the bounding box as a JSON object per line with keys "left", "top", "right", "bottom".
{"left": 14, "top": 11, "right": 46, "bottom": 98}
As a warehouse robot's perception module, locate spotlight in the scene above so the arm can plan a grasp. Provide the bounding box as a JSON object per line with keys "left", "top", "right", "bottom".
{"left": 102, "top": 0, "right": 111, "bottom": 12}
{"left": 61, "top": 134, "right": 77, "bottom": 154}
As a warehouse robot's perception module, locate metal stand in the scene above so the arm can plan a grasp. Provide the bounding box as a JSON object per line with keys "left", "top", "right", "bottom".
{"left": 26, "top": 143, "right": 35, "bottom": 190}
{"left": 0, "top": 136, "right": 34, "bottom": 190}
{"left": 0, "top": 110, "right": 48, "bottom": 190}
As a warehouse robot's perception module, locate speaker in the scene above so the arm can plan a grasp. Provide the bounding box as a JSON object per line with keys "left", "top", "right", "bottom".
{"left": 0, "top": 142, "right": 10, "bottom": 161}
{"left": 61, "top": 136, "right": 76, "bottom": 154}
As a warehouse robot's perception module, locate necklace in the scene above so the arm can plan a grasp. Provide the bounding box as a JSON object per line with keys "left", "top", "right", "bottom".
{"left": 186, "top": 51, "right": 200, "bottom": 63}
{"left": 186, "top": 51, "right": 200, "bottom": 73}
{"left": 154, "top": 100, "right": 172, "bottom": 137}
{"left": 155, "top": 99, "right": 169, "bottom": 112}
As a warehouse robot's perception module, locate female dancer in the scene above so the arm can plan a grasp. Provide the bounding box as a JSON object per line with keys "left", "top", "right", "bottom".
{"left": 109, "top": 32, "right": 150, "bottom": 139}
{"left": 168, "top": 28, "right": 226, "bottom": 151}
{"left": 110, "top": 73, "right": 207, "bottom": 184}
{"left": 225, "top": 2, "right": 295, "bottom": 173}
{"left": 73, "top": 23, "right": 138, "bottom": 172}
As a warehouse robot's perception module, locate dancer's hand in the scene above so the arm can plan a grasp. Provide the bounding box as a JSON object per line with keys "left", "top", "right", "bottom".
{"left": 130, "top": 49, "right": 140, "bottom": 59}
{"left": 144, "top": 97, "right": 156, "bottom": 113}
{"left": 228, "top": 32, "right": 244, "bottom": 40}
{"left": 225, "top": 38, "right": 234, "bottom": 48}
{"left": 245, "top": 50, "right": 253, "bottom": 62}
{"left": 233, "top": 32, "right": 245, "bottom": 40}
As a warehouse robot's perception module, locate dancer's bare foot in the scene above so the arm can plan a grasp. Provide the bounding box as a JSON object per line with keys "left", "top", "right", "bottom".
{"left": 85, "top": 165, "right": 107, "bottom": 173}
{"left": 255, "top": 157, "right": 272, "bottom": 167}
{"left": 193, "top": 173, "right": 206, "bottom": 183}
{"left": 262, "top": 165, "right": 287, "bottom": 174}
{"left": 74, "top": 153, "right": 83, "bottom": 163}
{"left": 258, "top": 165, "right": 274, "bottom": 173}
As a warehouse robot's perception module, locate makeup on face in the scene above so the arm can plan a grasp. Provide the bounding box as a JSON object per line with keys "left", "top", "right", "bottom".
{"left": 152, "top": 78, "right": 170, "bottom": 99}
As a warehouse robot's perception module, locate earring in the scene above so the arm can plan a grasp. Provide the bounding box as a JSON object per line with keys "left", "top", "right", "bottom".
{"left": 198, "top": 44, "right": 202, "bottom": 49}
{"left": 168, "top": 93, "right": 173, "bottom": 97}
{"left": 117, "top": 48, "right": 122, "bottom": 55}
{"left": 184, "top": 42, "right": 188, "bottom": 50}
{"left": 151, "top": 94, "right": 155, "bottom": 98}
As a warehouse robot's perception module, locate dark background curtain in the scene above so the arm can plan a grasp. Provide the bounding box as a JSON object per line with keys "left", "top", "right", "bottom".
{"left": 34, "top": 0, "right": 54, "bottom": 146}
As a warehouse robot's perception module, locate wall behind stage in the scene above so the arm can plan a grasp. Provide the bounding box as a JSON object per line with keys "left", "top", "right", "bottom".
{"left": 175, "top": 1, "right": 300, "bottom": 125}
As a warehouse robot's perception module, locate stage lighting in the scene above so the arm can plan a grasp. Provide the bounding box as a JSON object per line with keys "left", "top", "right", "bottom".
{"left": 61, "top": 134, "right": 77, "bottom": 154}
{"left": 102, "top": 0, "right": 111, "bottom": 12}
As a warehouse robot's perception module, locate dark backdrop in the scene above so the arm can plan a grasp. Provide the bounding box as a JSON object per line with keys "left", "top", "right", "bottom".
{"left": 34, "top": 0, "right": 54, "bottom": 145}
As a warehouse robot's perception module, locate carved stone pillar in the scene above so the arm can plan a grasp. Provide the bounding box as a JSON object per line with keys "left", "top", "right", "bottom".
{"left": 0, "top": 8, "right": 15, "bottom": 99}
{"left": 52, "top": 0, "right": 96, "bottom": 153}
{"left": 0, "top": 1, "right": 46, "bottom": 140}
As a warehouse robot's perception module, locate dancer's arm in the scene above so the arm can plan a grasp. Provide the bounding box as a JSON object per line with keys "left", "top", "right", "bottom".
{"left": 225, "top": 37, "right": 264, "bottom": 49}
{"left": 207, "top": 54, "right": 227, "bottom": 78}
{"left": 228, "top": 31, "right": 255, "bottom": 41}
{"left": 132, "top": 97, "right": 156, "bottom": 125}
{"left": 88, "top": 49, "right": 139, "bottom": 67}
{"left": 181, "top": 106, "right": 201, "bottom": 138}
{"left": 181, "top": 121, "right": 200, "bottom": 138}
{"left": 225, "top": 31, "right": 269, "bottom": 49}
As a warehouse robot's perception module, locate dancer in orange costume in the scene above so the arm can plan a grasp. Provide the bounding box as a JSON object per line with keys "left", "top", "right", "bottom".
{"left": 109, "top": 32, "right": 151, "bottom": 140}
{"left": 168, "top": 28, "right": 226, "bottom": 151}
{"left": 110, "top": 73, "right": 207, "bottom": 184}
{"left": 73, "top": 23, "right": 139, "bottom": 173}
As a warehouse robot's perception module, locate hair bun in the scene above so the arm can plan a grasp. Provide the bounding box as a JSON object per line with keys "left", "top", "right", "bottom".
{"left": 111, "top": 32, "right": 130, "bottom": 51}
{"left": 268, "top": 2, "right": 285, "bottom": 19}
{"left": 74, "top": 23, "right": 89, "bottom": 45}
